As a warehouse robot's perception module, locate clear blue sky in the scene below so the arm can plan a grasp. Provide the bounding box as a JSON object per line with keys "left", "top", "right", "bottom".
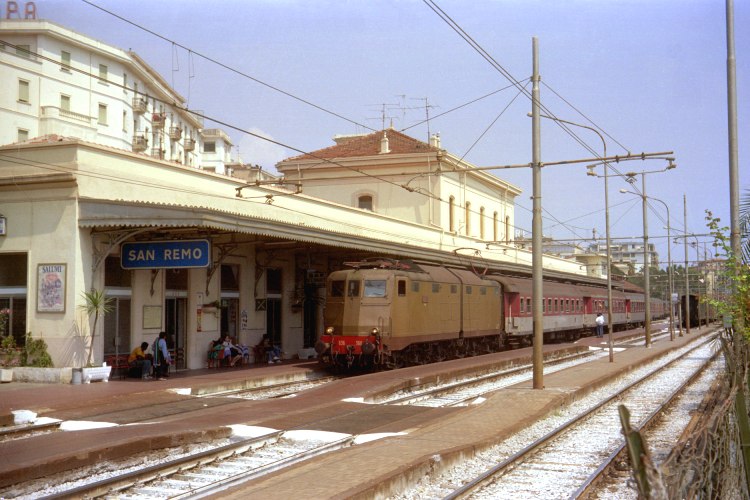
{"left": 39, "top": 0, "right": 747, "bottom": 267}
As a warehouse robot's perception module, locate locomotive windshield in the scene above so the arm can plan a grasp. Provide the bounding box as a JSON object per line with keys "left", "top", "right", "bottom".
{"left": 364, "top": 279, "right": 387, "bottom": 298}
{"left": 330, "top": 280, "right": 345, "bottom": 297}
{"left": 347, "top": 280, "right": 360, "bottom": 297}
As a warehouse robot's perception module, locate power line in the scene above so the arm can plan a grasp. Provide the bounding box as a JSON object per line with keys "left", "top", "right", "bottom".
{"left": 80, "top": 0, "right": 376, "bottom": 133}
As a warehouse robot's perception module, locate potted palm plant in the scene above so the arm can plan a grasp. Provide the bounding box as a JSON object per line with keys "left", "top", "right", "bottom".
{"left": 78, "top": 289, "right": 114, "bottom": 383}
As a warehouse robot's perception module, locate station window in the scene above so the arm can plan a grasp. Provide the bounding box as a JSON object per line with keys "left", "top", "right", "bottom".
{"left": 18, "top": 79, "right": 29, "bottom": 103}
{"left": 61, "top": 50, "right": 71, "bottom": 72}
{"left": 358, "top": 195, "right": 373, "bottom": 211}
{"left": 520, "top": 298, "right": 525, "bottom": 313}
{"left": 347, "top": 280, "right": 360, "bottom": 297}
{"left": 204, "top": 141, "right": 216, "bottom": 153}
{"left": 526, "top": 297, "right": 531, "bottom": 313}
{"left": 554, "top": 299, "right": 558, "bottom": 312}
{"left": 98, "top": 63, "right": 108, "bottom": 83}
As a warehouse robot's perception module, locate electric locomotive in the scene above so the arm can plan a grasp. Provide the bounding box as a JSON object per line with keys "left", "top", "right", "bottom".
{"left": 315, "top": 258, "right": 649, "bottom": 370}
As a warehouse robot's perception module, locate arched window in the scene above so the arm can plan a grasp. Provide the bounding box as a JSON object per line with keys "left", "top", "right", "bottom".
{"left": 449, "top": 196, "right": 455, "bottom": 232}
{"left": 358, "top": 195, "right": 373, "bottom": 211}
{"left": 465, "top": 201, "right": 471, "bottom": 236}
{"left": 479, "top": 207, "right": 486, "bottom": 239}
{"left": 505, "top": 216, "right": 511, "bottom": 244}
{"left": 493, "top": 211, "right": 499, "bottom": 241}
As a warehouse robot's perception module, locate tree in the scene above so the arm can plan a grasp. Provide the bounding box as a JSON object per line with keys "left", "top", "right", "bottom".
{"left": 79, "top": 289, "right": 114, "bottom": 367}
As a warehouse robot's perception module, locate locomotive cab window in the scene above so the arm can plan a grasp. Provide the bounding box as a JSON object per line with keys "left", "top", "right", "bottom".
{"left": 330, "top": 280, "right": 345, "bottom": 297}
{"left": 364, "top": 280, "right": 386, "bottom": 298}
{"left": 347, "top": 280, "right": 360, "bottom": 297}
{"left": 398, "top": 280, "right": 406, "bottom": 296}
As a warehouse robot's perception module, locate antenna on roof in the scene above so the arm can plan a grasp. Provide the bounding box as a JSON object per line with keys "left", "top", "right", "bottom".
{"left": 411, "top": 97, "right": 436, "bottom": 142}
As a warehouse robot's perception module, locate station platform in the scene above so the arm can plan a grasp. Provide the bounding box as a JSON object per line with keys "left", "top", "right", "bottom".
{"left": 0, "top": 324, "right": 717, "bottom": 497}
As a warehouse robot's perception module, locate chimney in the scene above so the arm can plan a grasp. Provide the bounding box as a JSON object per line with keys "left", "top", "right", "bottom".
{"left": 380, "top": 131, "right": 390, "bottom": 154}
{"left": 429, "top": 133, "right": 441, "bottom": 148}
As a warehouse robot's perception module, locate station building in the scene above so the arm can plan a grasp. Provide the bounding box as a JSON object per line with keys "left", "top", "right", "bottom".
{"left": 0, "top": 19, "right": 587, "bottom": 370}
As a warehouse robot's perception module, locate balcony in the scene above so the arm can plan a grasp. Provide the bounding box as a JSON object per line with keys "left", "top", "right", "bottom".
{"left": 150, "top": 148, "right": 165, "bottom": 160}
{"left": 183, "top": 138, "right": 196, "bottom": 151}
{"left": 168, "top": 126, "right": 182, "bottom": 141}
{"left": 132, "top": 97, "right": 147, "bottom": 114}
{"left": 132, "top": 134, "right": 148, "bottom": 152}
{"left": 152, "top": 113, "right": 166, "bottom": 129}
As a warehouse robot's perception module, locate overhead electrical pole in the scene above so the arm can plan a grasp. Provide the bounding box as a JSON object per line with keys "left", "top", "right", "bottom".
{"left": 531, "top": 37, "right": 544, "bottom": 389}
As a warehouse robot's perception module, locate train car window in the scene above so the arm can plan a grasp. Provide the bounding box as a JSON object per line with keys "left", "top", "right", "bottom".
{"left": 451, "top": 284, "right": 457, "bottom": 294}
{"left": 480, "top": 287, "right": 486, "bottom": 295}
{"left": 347, "top": 280, "right": 360, "bottom": 297}
{"left": 364, "top": 280, "right": 387, "bottom": 298}
{"left": 412, "top": 282, "right": 420, "bottom": 293}
{"left": 330, "top": 280, "right": 345, "bottom": 297}
{"left": 466, "top": 286, "right": 473, "bottom": 294}
{"left": 398, "top": 280, "right": 406, "bottom": 296}
{"left": 432, "top": 283, "right": 441, "bottom": 293}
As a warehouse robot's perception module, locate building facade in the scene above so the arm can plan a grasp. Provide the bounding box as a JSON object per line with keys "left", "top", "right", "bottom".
{"left": 0, "top": 19, "right": 590, "bottom": 373}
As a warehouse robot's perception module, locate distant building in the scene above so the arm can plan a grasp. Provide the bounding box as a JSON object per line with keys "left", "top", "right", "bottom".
{"left": 276, "top": 129, "right": 522, "bottom": 241}
{"left": 589, "top": 241, "right": 659, "bottom": 273}
{"left": 0, "top": 20, "right": 212, "bottom": 167}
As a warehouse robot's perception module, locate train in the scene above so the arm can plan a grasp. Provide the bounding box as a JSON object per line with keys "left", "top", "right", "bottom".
{"left": 314, "top": 258, "right": 666, "bottom": 370}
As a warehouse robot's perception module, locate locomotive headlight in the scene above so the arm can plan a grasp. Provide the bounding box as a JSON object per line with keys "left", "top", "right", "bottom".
{"left": 325, "top": 326, "right": 335, "bottom": 335}
{"left": 370, "top": 327, "right": 379, "bottom": 336}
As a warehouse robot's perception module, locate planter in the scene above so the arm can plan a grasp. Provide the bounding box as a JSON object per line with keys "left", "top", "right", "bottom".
{"left": 0, "top": 348, "right": 22, "bottom": 367}
{"left": 81, "top": 365, "right": 112, "bottom": 383}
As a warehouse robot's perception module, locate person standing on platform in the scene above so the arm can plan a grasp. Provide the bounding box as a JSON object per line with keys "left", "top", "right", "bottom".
{"left": 595, "top": 312, "right": 605, "bottom": 338}
{"left": 152, "top": 331, "right": 172, "bottom": 380}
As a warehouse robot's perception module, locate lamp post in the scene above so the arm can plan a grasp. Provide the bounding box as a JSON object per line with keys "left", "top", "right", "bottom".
{"left": 537, "top": 112, "right": 615, "bottom": 362}
{"left": 616, "top": 163, "right": 676, "bottom": 347}
{"left": 620, "top": 190, "right": 675, "bottom": 341}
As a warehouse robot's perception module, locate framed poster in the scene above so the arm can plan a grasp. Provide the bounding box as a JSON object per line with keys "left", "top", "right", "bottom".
{"left": 143, "top": 305, "right": 162, "bottom": 329}
{"left": 37, "top": 263, "right": 66, "bottom": 313}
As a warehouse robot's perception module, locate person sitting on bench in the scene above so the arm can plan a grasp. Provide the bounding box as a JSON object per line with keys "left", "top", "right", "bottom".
{"left": 128, "top": 341, "right": 152, "bottom": 379}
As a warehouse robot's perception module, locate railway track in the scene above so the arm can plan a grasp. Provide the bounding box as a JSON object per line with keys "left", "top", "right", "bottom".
{"left": 381, "top": 326, "right": 672, "bottom": 408}
{"left": 34, "top": 429, "right": 357, "bottom": 499}
{"left": 395, "top": 332, "right": 719, "bottom": 499}
{"left": 0, "top": 376, "right": 339, "bottom": 444}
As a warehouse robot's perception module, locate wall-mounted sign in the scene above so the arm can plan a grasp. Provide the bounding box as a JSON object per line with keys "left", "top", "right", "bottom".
{"left": 121, "top": 240, "right": 210, "bottom": 269}
{"left": 37, "top": 263, "right": 65, "bottom": 313}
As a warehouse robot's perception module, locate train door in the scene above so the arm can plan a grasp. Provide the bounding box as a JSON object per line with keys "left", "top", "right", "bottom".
{"left": 625, "top": 299, "right": 631, "bottom": 325}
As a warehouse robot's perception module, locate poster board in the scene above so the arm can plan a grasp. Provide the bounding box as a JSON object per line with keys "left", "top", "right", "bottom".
{"left": 37, "top": 263, "right": 66, "bottom": 313}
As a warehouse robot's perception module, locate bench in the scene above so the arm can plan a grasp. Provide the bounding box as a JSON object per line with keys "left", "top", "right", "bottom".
{"left": 104, "top": 354, "right": 131, "bottom": 378}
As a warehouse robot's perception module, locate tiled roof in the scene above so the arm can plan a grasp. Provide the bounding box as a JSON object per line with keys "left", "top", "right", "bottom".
{"left": 285, "top": 129, "right": 438, "bottom": 161}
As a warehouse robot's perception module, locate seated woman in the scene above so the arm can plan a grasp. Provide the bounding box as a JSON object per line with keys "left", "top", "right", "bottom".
{"left": 260, "top": 334, "right": 282, "bottom": 364}
{"left": 207, "top": 337, "right": 223, "bottom": 368}
{"left": 222, "top": 335, "right": 243, "bottom": 367}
